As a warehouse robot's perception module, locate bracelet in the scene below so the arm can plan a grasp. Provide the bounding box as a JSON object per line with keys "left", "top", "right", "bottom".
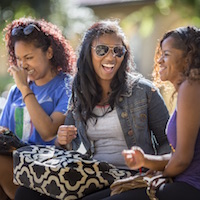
{"left": 23, "top": 92, "right": 35, "bottom": 102}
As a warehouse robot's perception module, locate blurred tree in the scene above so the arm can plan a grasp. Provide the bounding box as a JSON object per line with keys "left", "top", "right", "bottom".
{"left": 48, "top": 0, "right": 97, "bottom": 44}
{"left": 0, "top": 0, "right": 200, "bottom": 96}
{"left": 0, "top": 0, "right": 96, "bottom": 41}
{"left": 0, "top": 0, "right": 51, "bottom": 30}
{"left": 156, "top": 0, "right": 200, "bottom": 18}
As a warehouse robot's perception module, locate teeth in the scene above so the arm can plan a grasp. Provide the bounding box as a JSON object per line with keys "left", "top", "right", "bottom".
{"left": 159, "top": 65, "right": 166, "bottom": 69}
{"left": 27, "top": 69, "right": 34, "bottom": 75}
{"left": 103, "top": 64, "right": 114, "bottom": 68}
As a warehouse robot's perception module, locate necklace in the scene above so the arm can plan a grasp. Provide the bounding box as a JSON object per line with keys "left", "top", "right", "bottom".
{"left": 169, "top": 143, "right": 175, "bottom": 153}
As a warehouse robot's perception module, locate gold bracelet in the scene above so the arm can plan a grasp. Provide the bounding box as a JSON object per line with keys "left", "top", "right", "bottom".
{"left": 23, "top": 92, "right": 35, "bottom": 102}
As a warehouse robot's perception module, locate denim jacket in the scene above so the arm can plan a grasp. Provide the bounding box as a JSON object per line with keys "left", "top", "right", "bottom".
{"left": 65, "top": 74, "right": 170, "bottom": 156}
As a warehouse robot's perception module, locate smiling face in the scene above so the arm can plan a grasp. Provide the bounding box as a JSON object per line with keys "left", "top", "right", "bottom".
{"left": 91, "top": 33, "right": 125, "bottom": 86}
{"left": 14, "top": 41, "right": 54, "bottom": 85}
{"left": 158, "top": 36, "right": 187, "bottom": 86}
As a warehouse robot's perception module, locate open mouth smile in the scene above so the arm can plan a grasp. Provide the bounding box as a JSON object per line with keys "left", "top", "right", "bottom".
{"left": 102, "top": 64, "right": 114, "bottom": 72}
{"left": 27, "top": 69, "right": 35, "bottom": 75}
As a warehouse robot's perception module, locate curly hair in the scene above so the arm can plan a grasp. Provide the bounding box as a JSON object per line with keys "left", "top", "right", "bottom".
{"left": 72, "top": 19, "right": 135, "bottom": 125}
{"left": 3, "top": 17, "right": 76, "bottom": 75}
{"left": 153, "top": 26, "right": 200, "bottom": 87}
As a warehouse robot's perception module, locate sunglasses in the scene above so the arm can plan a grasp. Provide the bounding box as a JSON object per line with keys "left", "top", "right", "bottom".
{"left": 11, "top": 24, "right": 40, "bottom": 36}
{"left": 91, "top": 45, "right": 127, "bottom": 58}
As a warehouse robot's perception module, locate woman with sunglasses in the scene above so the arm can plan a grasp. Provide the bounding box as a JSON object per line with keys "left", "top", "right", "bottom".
{"left": 0, "top": 17, "right": 76, "bottom": 199}
{"left": 14, "top": 19, "right": 170, "bottom": 200}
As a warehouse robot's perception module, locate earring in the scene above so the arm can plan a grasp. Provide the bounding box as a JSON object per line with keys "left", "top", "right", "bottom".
{"left": 48, "top": 53, "right": 53, "bottom": 59}
{"left": 47, "top": 46, "right": 53, "bottom": 59}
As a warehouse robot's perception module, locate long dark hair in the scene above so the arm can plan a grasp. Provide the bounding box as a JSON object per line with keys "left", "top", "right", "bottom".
{"left": 72, "top": 19, "right": 135, "bottom": 125}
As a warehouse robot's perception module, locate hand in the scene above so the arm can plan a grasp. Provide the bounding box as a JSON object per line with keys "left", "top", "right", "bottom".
{"left": 0, "top": 126, "right": 9, "bottom": 134}
{"left": 122, "top": 146, "right": 145, "bottom": 170}
{"left": 7, "top": 65, "right": 28, "bottom": 90}
{"left": 57, "top": 125, "right": 77, "bottom": 146}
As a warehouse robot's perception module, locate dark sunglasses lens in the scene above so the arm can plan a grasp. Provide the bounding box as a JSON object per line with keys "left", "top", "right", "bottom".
{"left": 23, "top": 25, "right": 35, "bottom": 35}
{"left": 96, "top": 45, "right": 109, "bottom": 56}
{"left": 114, "top": 46, "right": 126, "bottom": 57}
{"left": 11, "top": 27, "right": 23, "bottom": 36}
{"left": 11, "top": 24, "right": 39, "bottom": 36}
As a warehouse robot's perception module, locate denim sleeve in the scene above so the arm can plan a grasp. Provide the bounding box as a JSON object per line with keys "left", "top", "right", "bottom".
{"left": 147, "top": 88, "right": 171, "bottom": 155}
{"left": 64, "top": 110, "right": 81, "bottom": 151}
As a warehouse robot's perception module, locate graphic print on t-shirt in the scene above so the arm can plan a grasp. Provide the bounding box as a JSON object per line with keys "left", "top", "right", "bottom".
{"left": 14, "top": 107, "right": 32, "bottom": 142}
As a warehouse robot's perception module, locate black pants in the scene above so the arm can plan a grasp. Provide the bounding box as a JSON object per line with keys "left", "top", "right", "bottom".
{"left": 15, "top": 187, "right": 55, "bottom": 200}
{"left": 81, "top": 181, "right": 200, "bottom": 200}
{"left": 102, "top": 182, "right": 200, "bottom": 200}
{"left": 15, "top": 182, "right": 200, "bottom": 200}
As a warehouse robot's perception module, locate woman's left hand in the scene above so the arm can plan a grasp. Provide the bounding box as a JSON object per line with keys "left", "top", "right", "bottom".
{"left": 0, "top": 126, "right": 9, "bottom": 134}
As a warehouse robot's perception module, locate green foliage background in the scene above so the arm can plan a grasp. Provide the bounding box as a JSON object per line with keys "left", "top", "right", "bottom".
{"left": 0, "top": 0, "right": 200, "bottom": 95}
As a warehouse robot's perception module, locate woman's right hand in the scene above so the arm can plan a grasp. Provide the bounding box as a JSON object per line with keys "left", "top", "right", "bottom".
{"left": 7, "top": 65, "right": 29, "bottom": 91}
{"left": 57, "top": 125, "right": 77, "bottom": 146}
{"left": 122, "top": 146, "right": 145, "bottom": 170}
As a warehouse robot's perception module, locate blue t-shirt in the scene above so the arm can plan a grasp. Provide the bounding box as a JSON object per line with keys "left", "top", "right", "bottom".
{"left": 0, "top": 73, "right": 72, "bottom": 145}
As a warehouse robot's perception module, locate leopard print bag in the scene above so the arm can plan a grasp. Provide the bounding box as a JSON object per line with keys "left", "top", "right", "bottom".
{"left": 13, "top": 145, "right": 131, "bottom": 200}
{"left": 110, "top": 171, "right": 173, "bottom": 200}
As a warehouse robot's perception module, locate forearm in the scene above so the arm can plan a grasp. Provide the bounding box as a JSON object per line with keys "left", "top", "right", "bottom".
{"left": 143, "top": 153, "right": 171, "bottom": 171}
{"left": 163, "top": 152, "right": 191, "bottom": 177}
{"left": 22, "top": 87, "right": 64, "bottom": 141}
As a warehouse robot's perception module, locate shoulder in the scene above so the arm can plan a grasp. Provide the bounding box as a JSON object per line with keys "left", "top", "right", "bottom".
{"left": 51, "top": 73, "right": 73, "bottom": 89}
{"left": 124, "top": 74, "right": 162, "bottom": 103}
{"left": 179, "top": 79, "right": 200, "bottom": 90}
{"left": 9, "top": 84, "right": 18, "bottom": 91}
{"left": 2, "top": 85, "right": 22, "bottom": 106}
{"left": 137, "top": 77, "right": 156, "bottom": 89}
{"left": 8, "top": 84, "right": 20, "bottom": 96}
{"left": 55, "top": 74, "right": 73, "bottom": 97}
{"left": 127, "top": 73, "right": 157, "bottom": 92}
{"left": 177, "top": 80, "right": 200, "bottom": 115}
{"left": 54, "top": 73, "right": 73, "bottom": 83}
{"left": 178, "top": 80, "right": 200, "bottom": 104}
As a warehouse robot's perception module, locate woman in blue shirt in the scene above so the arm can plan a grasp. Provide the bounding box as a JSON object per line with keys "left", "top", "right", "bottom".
{"left": 0, "top": 17, "right": 76, "bottom": 199}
